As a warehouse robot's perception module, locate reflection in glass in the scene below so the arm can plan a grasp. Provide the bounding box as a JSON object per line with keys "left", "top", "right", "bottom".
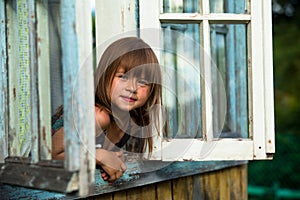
{"left": 161, "top": 23, "right": 201, "bottom": 138}
{"left": 162, "top": 0, "right": 198, "bottom": 13}
{"left": 210, "top": 0, "right": 247, "bottom": 14}
{"left": 210, "top": 24, "right": 248, "bottom": 138}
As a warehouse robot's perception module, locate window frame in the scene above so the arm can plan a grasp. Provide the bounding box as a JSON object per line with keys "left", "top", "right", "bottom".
{"left": 139, "top": 0, "right": 275, "bottom": 160}
{"left": 0, "top": 0, "right": 94, "bottom": 196}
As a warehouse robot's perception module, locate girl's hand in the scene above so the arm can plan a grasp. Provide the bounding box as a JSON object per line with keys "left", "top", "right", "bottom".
{"left": 95, "top": 149, "right": 127, "bottom": 184}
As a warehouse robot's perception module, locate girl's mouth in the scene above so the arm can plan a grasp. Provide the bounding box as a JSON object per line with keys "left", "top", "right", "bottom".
{"left": 121, "top": 96, "right": 137, "bottom": 102}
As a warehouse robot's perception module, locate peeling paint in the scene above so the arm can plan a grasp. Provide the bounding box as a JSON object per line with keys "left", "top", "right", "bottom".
{"left": 121, "top": 5, "right": 125, "bottom": 32}
{"left": 13, "top": 88, "right": 16, "bottom": 100}
{"left": 268, "top": 139, "right": 272, "bottom": 144}
{"left": 42, "top": 126, "right": 46, "bottom": 141}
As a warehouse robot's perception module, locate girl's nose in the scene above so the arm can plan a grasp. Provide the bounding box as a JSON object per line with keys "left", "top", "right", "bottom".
{"left": 125, "top": 79, "right": 137, "bottom": 93}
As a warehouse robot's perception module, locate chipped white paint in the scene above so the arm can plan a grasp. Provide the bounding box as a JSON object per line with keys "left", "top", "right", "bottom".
{"left": 95, "top": 0, "right": 137, "bottom": 61}
{"left": 36, "top": 0, "right": 51, "bottom": 160}
{"left": 75, "top": 0, "right": 95, "bottom": 196}
{"left": 160, "top": 13, "right": 251, "bottom": 24}
{"left": 139, "top": 0, "right": 275, "bottom": 160}
{"left": 162, "top": 139, "right": 254, "bottom": 161}
{"left": 262, "top": 0, "right": 275, "bottom": 154}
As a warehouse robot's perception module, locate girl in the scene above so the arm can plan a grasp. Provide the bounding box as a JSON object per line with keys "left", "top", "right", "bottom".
{"left": 52, "top": 37, "right": 163, "bottom": 183}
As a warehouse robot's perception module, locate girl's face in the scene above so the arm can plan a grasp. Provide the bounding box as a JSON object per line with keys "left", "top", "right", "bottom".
{"left": 110, "top": 67, "right": 151, "bottom": 111}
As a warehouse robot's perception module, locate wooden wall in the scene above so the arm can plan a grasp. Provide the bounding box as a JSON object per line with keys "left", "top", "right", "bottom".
{"left": 90, "top": 164, "right": 247, "bottom": 200}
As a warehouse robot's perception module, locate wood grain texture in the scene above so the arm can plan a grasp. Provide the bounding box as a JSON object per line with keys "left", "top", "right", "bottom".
{"left": 0, "top": 0, "right": 8, "bottom": 163}
{"left": 0, "top": 163, "right": 78, "bottom": 193}
{"left": 89, "top": 164, "right": 247, "bottom": 200}
{"left": 156, "top": 181, "right": 172, "bottom": 200}
{"left": 36, "top": 0, "right": 51, "bottom": 161}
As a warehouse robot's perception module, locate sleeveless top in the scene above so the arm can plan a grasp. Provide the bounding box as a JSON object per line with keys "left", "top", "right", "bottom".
{"left": 51, "top": 107, "right": 142, "bottom": 152}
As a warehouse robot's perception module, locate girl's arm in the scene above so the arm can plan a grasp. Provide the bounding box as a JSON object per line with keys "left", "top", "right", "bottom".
{"left": 52, "top": 127, "right": 65, "bottom": 160}
{"left": 52, "top": 127, "right": 127, "bottom": 183}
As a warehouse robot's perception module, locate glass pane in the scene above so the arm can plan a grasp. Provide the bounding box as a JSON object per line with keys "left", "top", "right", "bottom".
{"left": 210, "top": 24, "right": 248, "bottom": 138}
{"left": 162, "top": 0, "right": 199, "bottom": 13}
{"left": 161, "top": 23, "right": 201, "bottom": 138}
{"left": 210, "top": 0, "right": 247, "bottom": 14}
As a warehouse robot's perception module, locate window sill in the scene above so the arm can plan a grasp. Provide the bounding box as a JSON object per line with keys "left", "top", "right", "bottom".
{"left": 0, "top": 160, "right": 247, "bottom": 199}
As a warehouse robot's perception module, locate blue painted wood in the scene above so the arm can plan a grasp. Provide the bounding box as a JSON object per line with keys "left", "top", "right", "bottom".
{"left": 0, "top": 0, "right": 8, "bottom": 163}
{"left": 60, "top": 0, "right": 80, "bottom": 171}
{"left": 0, "top": 184, "right": 66, "bottom": 200}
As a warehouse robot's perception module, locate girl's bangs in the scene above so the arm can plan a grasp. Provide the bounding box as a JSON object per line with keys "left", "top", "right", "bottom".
{"left": 119, "top": 49, "right": 161, "bottom": 84}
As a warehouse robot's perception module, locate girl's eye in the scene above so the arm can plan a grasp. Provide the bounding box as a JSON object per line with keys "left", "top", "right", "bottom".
{"left": 137, "top": 79, "right": 149, "bottom": 86}
{"left": 118, "top": 74, "right": 128, "bottom": 80}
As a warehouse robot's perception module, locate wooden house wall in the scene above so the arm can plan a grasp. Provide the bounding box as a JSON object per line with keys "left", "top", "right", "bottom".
{"left": 90, "top": 164, "right": 247, "bottom": 200}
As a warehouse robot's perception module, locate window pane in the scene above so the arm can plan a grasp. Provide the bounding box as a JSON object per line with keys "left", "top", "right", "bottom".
{"left": 161, "top": 24, "right": 201, "bottom": 138}
{"left": 161, "top": 0, "right": 198, "bottom": 13}
{"left": 210, "top": 24, "right": 248, "bottom": 138}
{"left": 210, "top": 0, "right": 247, "bottom": 14}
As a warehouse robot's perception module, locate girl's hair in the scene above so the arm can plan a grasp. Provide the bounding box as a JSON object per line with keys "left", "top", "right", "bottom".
{"left": 94, "top": 37, "right": 163, "bottom": 155}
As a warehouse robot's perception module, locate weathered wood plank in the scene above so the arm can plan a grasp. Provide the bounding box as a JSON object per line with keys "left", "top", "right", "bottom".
{"left": 0, "top": 163, "right": 78, "bottom": 193}
{"left": 198, "top": 164, "right": 248, "bottom": 200}
{"left": 95, "top": 0, "right": 137, "bottom": 59}
{"left": 27, "top": 0, "right": 39, "bottom": 164}
{"left": 0, "top": 0, "right": 8, "bottom": 163}
{"left": 219, "top": 166, "right": 230, "bottom": 200}
{"left": 141, "top": 184, "right": 156, "bottom": 199}
{"left": 6, "top": 0, "right": 21, "bottom": 157}
{"left": 172, "top": 177, "right": 187, "bottom": 200}
{"left": 230, "top": 164, "right": 248, "bottom": 199}
{"left": 201, "top": 170, "right": 219, "bottom": 199}
{"left": 61, "top": 0, "right": 80, "bottom": 172}
{"left": 75, "top": 0, "right": 95, "bottom": 197}
{"left": 113, "top": 190, "right": 127, "bottom": 200}
{"left": 0, "top": 162, "right": 247, "bottom": 199}
{"left": 156, "top": 181, "right": 172, "bottom": 200}
{"left": 191, "top": 174, "right": 202, "bottom": 199}
{"left": 93, "top": 193, "right": 113, "bottom": 200}
{"left": 126, "top": 186, "right": 143, "bottom": 200}
{"left": 61, "top": 0, "right": 95, "bottom": 196}
{"left": 36, "top": 0, "right": 51, "bottom": 160}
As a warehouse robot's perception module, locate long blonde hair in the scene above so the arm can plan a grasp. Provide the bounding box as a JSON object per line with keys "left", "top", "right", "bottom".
{"left": 94, "top": 37, "right": 163, "bottom": 154}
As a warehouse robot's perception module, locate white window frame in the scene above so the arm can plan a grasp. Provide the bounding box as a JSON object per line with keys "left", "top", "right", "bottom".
{"left": 139, "top": 0, "right": 275, "bottom": 160}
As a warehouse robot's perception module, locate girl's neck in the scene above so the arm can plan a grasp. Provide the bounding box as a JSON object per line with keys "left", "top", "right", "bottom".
{"left": 103, "top": 118, "right": 129, "bottom": 149}
{"left": 106, "top": 123, "right": 124, "bottom": 142}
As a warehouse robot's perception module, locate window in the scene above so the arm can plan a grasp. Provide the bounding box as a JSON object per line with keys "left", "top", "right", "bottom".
{"left": 0, "top": 0, "right": 275, "bottom": 197}
{"left": 139, "top": 0, "right": 275, "bottom": 160}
